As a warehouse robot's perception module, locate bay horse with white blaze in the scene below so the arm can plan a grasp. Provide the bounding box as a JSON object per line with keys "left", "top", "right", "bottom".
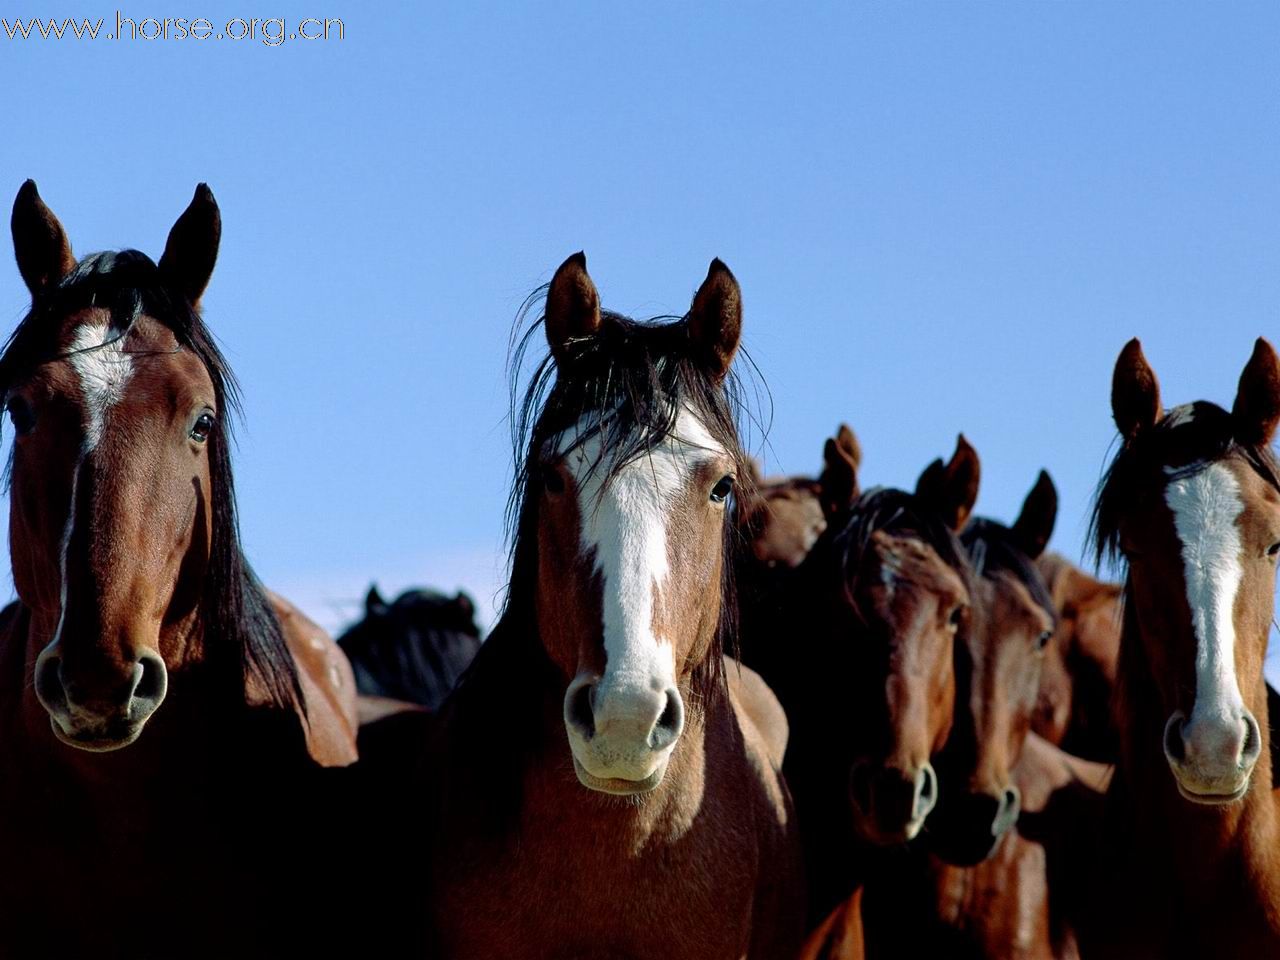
{"left": 0, "top": 181, "right": 358, "bottom": 956}
{"left": 427, "top": 253, "right": 803, "bottom": 958}
{"left": 1078, "top": 337, "right": 1280, "bottom": 958}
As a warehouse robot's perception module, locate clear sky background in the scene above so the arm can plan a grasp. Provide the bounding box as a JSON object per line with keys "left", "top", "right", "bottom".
{"left": 3, "top": 3, "right": 1279, "bottom": 681}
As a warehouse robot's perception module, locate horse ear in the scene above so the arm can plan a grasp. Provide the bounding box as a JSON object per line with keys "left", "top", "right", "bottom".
{"left": 1111, "top": 338, "right": 1161, "bottom": 442}
{"left": 365, "top": 585, "right": 387, "bottom": 615}
{"left": 687, "top": 259, "right": 742, "bottom": 383}
{"left": 1012, "top": 470, "right": 1058, "bottom": 560}
{"left": 545, "top": 251, "right": 602, "bottom": 366}
{"left": 916, "top": 434, "right": 981, "bottom": 531}
{"left": 453, "top": 591, "right": 475, "bottom": 619}
{"left": 1232, "top": 338, "right": 1280, "bottom": 447}
{"left": 818, "top": 423, "right": 862, "bottom": 520}
{"left": 159, "top": 183, "right": 221, "bottom": 309}
{"left": 11, "top": 180, "right": 75, "bottom": 297}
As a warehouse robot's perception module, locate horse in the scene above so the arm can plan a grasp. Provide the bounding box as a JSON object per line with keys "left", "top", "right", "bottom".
{"left": 738, "top": 423, "right": 860, "bottom": 571}
{"left": 742, "top": 426, "right": 982, "bottom": 928}
{"left": 818, "top": 472, "right": 1109, "bottom": 960}
{"left": 337, "top": 584, "right": 482, "bottom": 710}
{"left": 1035, "top": 552, "right": 1280, "bottom": 789}
{"left": 425, "top": 253, "right": 804, "bottom": 959}
{"left": 1077, "top": 337, "right": 1280, "bottom": 958}
{"left": 1032, "top": 552, "right": 1123, "bottom": 762}
{"left": 0, "top": 181, "right": 359, "bottom": 956}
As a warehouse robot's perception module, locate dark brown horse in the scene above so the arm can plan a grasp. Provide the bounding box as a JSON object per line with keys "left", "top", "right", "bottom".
{"left": 0, "top": 182, "right": 358, "bottom": 956}
{"left": 742, "top": 428, "right": 981, "bottom": 927}
{"left": 426, "top": 253, "right": 803, "bottom": 959}
{"left": 739, "top": 423, "right": 860, "bottom": 571}
{"left": 1032, "top": 552, "right": 1123, "bottom": 761}
{"left": 817, "top": 473, "right": 1109, "bottom": 960}
{"left": 1078, "top": 337, "right": 1280, "bottom": 958}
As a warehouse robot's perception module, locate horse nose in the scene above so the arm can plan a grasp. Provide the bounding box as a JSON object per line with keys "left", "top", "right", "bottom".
{"left": 35, "top": 649, "right": 168, "bottom": 728}
{"left": 851, "top": 760, "right": 937, "bottom": 840}
{"left": 995, "top": 785, "right": 1021, "bottom": 836}
{"left": 563, "top": 676, "right": 685, "bottom": 787}
{"left": 1166, "top": 708, "right": 1261, "bottom": 771}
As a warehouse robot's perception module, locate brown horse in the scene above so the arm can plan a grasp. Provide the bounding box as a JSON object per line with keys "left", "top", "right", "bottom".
{"left": 742, "top": 428, "right": 981, "bottom": 927}
{"left": 0, "top": 182, "right": 358, "bottom": 956}
{"left": 1078, "top": 337, "right": 1280, "bottom": 958}
{"left": 426, "top": 253, "right": 803, "bottom": 959}
{"left": 738, "top": 423, "right": 860, "bottom": 570}
{"left": 819, "top": 473, "right": 1109, "bottom": 960}
{"left": 1032, "top": 553, "right": 1122, "bottom": 761}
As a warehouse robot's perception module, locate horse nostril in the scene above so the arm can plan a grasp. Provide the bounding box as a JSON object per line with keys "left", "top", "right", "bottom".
{"left": 1241, "top": 711, "right": 1262, "bottom": 765}
{"left": 648, "top": 687, "right": 685, "bottom": 751}
{"left": 997, "top": 786, "right": 1021, "bottom": 834}
{"left": 130, "top": 652, "right": 167, "bottom": 715}
{"left": 34, "top": 655, "right": 67, "bottom": 716}
{"left": 1164, "top": 712, "right": 1188, "bottom": 763}
{"left": 566, "top": 682, "right": 596, "bottom": 741}
{"left": 916, "top": 764, "right": 938, "bottom": 818}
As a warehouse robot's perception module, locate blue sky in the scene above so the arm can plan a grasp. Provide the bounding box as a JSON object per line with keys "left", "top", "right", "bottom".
{"left": 2, "top": 2, "right": 1279, "bottom": 660}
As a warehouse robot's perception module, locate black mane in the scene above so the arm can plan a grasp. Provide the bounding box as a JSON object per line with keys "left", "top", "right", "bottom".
{"left": 443, "top": 287, "right": 761, "bottom": 824}
{"left": 1090, "top": 400, "right": 1280, "bottom": 570}
{"left": 816, "top": 485, "right": 975, "bottom": 619}
{"left": 0, "top": 249, "right": 303, "bottom": 713}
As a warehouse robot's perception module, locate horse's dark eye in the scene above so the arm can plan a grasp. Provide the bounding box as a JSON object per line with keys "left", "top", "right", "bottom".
{"left": 710, "top": 475, "right": 735, "bottom": 504}
{"left": 949, "top": 606, "right": 965, "bottom": 628}
{"left": 541, "top": 465, "right": 565, "bottom": 495}
{"left": 189, "top": 412, "right": 214, "bottom": 444}
{"left": 6, "top": 397, "right": 35, "bottom": 436}
{"left": 1038, "top": 630, "right": 1053, "bottom": 649}
{"left": 1268, "top": 542, "right": 1280, "bottom": 559}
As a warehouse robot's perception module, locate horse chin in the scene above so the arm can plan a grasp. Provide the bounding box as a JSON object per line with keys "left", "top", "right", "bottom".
{"left": 851, "top": 812, "right": 928, "bottom": 847}
{"left": 929, "top": 829, "right": 1002, "bottom": 867}
{"left": 49, "top": 717, "right": 147, "bottom": 753}
{"left": 572, "top": 756, "right": 668, "bottom": 797}
{"left": 1171, "top": 771, "right": 1251, "bottom": 806}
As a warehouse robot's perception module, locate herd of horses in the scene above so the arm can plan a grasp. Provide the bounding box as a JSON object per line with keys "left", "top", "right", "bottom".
{"left": 1, "top": 180, "right": 1279, "bottom": 959}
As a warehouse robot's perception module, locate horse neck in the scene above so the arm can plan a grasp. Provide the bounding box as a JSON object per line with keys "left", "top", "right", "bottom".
{"left": 1113, "top": 598, "right": 1280, "bottom": 892}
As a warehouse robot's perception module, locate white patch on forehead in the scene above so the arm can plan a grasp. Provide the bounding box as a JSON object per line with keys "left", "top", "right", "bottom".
{"left": 1164, "top": 462, "right": 1247, "bottom": 725}
{"left": 38, "top": 323, "right": 135, "bottom": 667}
{"left": 1165, "top": 405, "right": 1196, "bottom": 427}
{"left": 66, "top": 323, "right": 134, "bottom": 451}
{"left": 555, "top": 406, "right": 726, "bottom": 689}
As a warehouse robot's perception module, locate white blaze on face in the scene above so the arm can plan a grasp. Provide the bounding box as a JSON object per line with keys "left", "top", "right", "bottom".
{"left": 47, "top": 322, "right": 135, "bottom": 657}
{"left": 67, "top": 323, "right": 134, "bottom": 452}
{"left": 558, "top": 407, "right": 725, "bottom": 692}
{"left": 1164, "top": 462, "right": 1247, "bottom": 726}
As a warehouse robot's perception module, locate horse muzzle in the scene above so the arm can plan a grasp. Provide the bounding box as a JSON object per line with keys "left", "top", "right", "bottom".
{"left": 1163, "top": 708, "right": 1261, "bottom": 804}
{"left": 35, "top": 649, "right": 168, "bottom": 752}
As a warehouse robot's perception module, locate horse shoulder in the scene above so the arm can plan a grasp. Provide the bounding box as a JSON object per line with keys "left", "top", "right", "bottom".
{"left": 724, "top": 655, "right": 789, "bottom": 771}
{"left": 266, "top": 591, "right": 360, "bottom": 767}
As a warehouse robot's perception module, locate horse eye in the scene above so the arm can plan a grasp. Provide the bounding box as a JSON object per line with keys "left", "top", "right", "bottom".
{"left": 541, "top": 465, "right": 565, "bottom": 495}
{"left": 710, "top": 475, "right": 735, "bottom": 504}
{"left": 1268, "top": 542, "right": 1280, "bottom": 559}
{"left": 949, "top": 606, "right": 965, "bottom": 628}
{"left": 1038, "top": 630, "right": 1053, "bottom": 649}
{"left": 189, "top": 412, "right": 215, "bottom": 444}
{"left": 6, "top": 397, "right": 35, "bottom": 436}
